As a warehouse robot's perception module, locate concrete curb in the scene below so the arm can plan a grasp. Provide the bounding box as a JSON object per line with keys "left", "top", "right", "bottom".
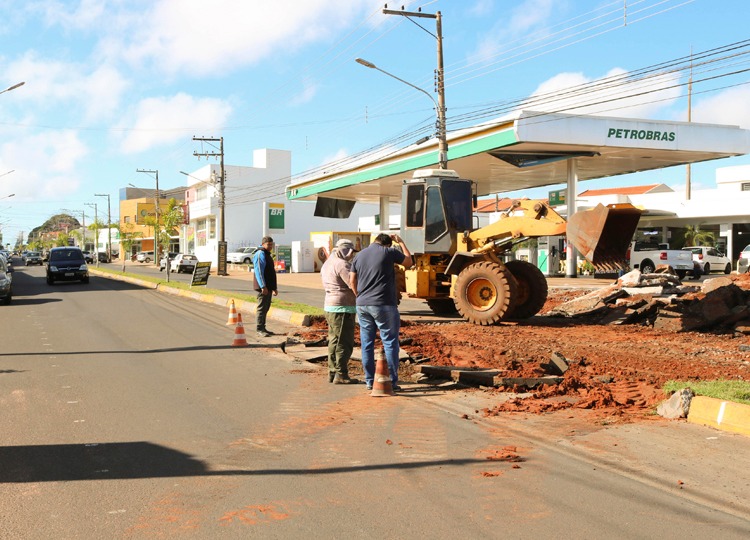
{"left": 687, "top": 396, "right": 750, "bottom": 437}
{"left": 89, "top": 269, "right": 314, "bottom": 327}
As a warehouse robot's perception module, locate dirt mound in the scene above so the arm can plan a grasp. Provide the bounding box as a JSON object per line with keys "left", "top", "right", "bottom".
{"left": 293, "top": 275, "right": 750, "bottom": 420}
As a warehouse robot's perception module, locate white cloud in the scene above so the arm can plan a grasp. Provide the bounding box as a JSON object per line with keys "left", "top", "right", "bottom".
{"left": 290, "top": 79, "right": 319, "bottom": 107}
{"left": 469, "top": 0, "right": 557, "bottom": 64}
{"left": 522, "top": 68, "right": 682, "bottom": 118}
{"left": 119, "top": 93, "right": 233, "bottom": 153}
{"left": 468, "top": 0, "right": 494, "bottom": 17}
{"left": 38, "top": 0, "right": 107, "bottom": 30}
{"left": 691, "top": 86, "right": 750, "bottom": 129}
{"left": 8, "top": 52, "right": 130, "bottom": 122}
{"left": 120, "top": 0, "right": 375, "bottom": 77}
{"left": 0, "top": 129, "right": 88, "bottom": 199}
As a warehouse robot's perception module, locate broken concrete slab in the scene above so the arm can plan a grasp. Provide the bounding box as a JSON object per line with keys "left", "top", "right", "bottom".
{"left": 657, "top": 388, "right": 694, "bottom": 419}
{"left": 494, "top": 375, "right": 564, "bottom": 389}
{"left": 542, "top": 352, "right": 569, "bottom": 375}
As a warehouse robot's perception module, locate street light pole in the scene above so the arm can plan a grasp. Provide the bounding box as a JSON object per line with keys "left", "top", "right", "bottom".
{"left": 192, "top": 137, "right": 227, "bottom": 276}
{"left": 0, "top": 82, "right": 24, "bottom": 96}
{"left": 94, "top": 193, "right": 111, "bottom": 262}
{"left": 136, "top": 169, "right": 160, "bottom": 264}
{"left": 85, "top": 202, "right": 98, "bottom": 265}
{"left": 381, "top": 8, "right": 447, "bottom": 169}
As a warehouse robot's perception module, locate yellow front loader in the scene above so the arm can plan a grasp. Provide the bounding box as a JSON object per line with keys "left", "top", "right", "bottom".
{"left": 398, "top": 169, "right": 641, "bottom": 324}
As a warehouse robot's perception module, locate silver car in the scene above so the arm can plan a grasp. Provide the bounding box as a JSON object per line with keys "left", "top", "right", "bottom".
{"left": 682, "top": 246, "right": 731, "bottom": 274}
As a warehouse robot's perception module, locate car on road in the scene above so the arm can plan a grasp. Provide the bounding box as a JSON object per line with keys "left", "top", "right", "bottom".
{"left": 227, "top": 246, "right": 258, "bottom": 265}
{"left": 0, "top": 255, "right": 13, "bottom": 304}
{"left": 97, "top": 252, "right": 111, "bottom": 263}
{"left": 682, "top": 246, "right": 731, "bottom": 274}
{"left": 23, "top": 251, "right": 43, "bottom": 266}
{"left": 158, "top": 252, "right": 179, "bottom": 271}
{"left": 136, "top": 250, "right": 155, "bottom": 263}
{"left": 46, "top": 247, "right": 89, "bottom": 285}
{"left": 169, "top": 253, "right": 199, "bottom": 274}
{"left": 82, "top": 251, "right": 94, "bottom": 263}
{"left": 738, "top": 244, "right": 750, "bottom": 273}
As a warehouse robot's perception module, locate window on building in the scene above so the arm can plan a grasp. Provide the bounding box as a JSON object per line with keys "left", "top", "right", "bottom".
{"left": 124, "top": 216, "right": 130, "bottom": 224}
{"left": 196, "top": 185, "right": 208, "bottom": 200}
{"left": 209, "top": 218, "right": 216, "bottom": 239}
{"left": 197, "top": 219, "right": 207, "bottom": 247}
{"left": 742, "top": 183, "right": 750, "bottom": 192}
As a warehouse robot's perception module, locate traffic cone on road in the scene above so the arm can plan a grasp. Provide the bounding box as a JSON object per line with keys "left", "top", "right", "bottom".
{"left": 226, "top": 299, "right": 239, "bottom": 326}
{"left": 232, "top": 313, "right": 249, "bottom": 347}
{"left": 371, "top": 348, "right": 395, "bottom": 397}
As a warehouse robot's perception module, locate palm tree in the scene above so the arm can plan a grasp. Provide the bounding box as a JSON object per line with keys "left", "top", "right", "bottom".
{"left": 684, "top": 224, "right": 715, "bottom": 247}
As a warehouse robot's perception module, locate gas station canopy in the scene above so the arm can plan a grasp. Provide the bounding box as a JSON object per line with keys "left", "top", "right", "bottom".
{"left": 286, "top": 110, "right": 750, "bottom": 204}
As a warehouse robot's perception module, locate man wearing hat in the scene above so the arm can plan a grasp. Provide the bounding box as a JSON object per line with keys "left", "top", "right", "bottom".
{"left": 320, "top": 239, "right": 359, "bottom": 384}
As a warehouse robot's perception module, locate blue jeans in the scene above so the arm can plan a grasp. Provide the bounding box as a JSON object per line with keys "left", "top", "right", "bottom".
{"left": 356, "top": 305, "right": 400, "bottom": 387}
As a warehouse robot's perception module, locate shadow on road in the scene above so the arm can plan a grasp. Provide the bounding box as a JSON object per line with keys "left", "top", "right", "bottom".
{"left": 0, "top": 441, "right": 483, "bottom": 483}
{"left": 0, "top": 343, "right": 288, "bottom": 357}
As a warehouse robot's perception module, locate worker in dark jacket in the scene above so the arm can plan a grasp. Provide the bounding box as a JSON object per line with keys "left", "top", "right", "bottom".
{"left": 252, "top": 236, "right": 278, "bottom": 337}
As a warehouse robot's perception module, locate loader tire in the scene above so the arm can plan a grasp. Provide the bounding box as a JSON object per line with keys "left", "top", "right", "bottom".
{"left": 504, "top": 260, "right": 548, "bottom": 319}
{"left": 426, "top": 298, "right": 457, "bottom": 315}
{"left": 454, "top": 261, "right": 517, "bottom": 325}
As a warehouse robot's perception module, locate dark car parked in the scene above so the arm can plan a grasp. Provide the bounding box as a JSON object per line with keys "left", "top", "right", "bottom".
{"left": 97, "top": 252, "right": 110, "bottom": 263}
{"left": 0, "top": 255, "right": 13, "bottom": 304}
{"left": 47, "top": 247, "right": 89, "bottom": 285}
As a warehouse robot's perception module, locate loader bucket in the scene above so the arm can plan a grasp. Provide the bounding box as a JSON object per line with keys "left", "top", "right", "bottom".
{"left": 567, "top": 203, "right": 642, "bottom": 272}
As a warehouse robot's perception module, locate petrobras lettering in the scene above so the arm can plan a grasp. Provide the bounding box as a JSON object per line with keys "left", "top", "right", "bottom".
{"left": 606, "top": 127, "right": 676, "bottom": 142}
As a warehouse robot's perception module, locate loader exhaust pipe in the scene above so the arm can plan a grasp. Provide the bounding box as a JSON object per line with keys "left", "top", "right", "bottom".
{"left": 567, "top": 203, "right": 642, "bottom": 272}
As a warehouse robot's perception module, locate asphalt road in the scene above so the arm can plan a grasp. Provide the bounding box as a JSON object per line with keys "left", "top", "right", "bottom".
{"left": 2, "top": 263, "right": 750, "bottom": 538}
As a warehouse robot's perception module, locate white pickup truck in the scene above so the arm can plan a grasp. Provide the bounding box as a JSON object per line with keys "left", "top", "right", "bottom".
{"left": 627, "top": 241, "right": 695, "bottom": 277}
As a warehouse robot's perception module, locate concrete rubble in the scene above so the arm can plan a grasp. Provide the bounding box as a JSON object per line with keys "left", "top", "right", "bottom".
{"left": 657, "top": 388, "right": 694, "bottom": 419}
{"left": 549, "top": 267, "right": 750, "bottom": 333}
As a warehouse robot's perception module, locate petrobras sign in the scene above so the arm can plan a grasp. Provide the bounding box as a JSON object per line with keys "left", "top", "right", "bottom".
{"left": 606, "top": 127, "right": 675, "bottom": 142}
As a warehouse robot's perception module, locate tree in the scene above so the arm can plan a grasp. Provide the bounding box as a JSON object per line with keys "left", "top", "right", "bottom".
{"left": 88, "top": 218, "right": 106, "bottom": 257}
{"left": 684, "top": 224, "right": 715, "bottom": 247}
{"left": 115, "top": 223, "right": 141, "bottom": 272}
{"left": 157, "top": 199, "right": 184, "bottom": 282}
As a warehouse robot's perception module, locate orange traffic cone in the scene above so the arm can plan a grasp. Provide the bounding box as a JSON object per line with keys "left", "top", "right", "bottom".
{"left": 371, "top": 348, "right": 395, "bottom": 397}
{"left": 232, "top": 313, "right": 249, "bottom": 347}
{"left": 226, "top": 299, "right": 239, "bottom": 326}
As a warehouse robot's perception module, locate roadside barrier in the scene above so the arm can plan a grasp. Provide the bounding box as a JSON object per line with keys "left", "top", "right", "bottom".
{"left": 226, "top": 299, "right": 239, "bottom": 325}
{"left": 232, "top": 313, "right": 249, "bottom": 347}
{"left": 371, "top": 348, "right": 395, "bottom": 397}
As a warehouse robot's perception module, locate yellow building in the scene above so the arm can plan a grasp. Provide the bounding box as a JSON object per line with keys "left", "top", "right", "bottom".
{"left": 119, "top": 187, "right": 185, "bottom": 259}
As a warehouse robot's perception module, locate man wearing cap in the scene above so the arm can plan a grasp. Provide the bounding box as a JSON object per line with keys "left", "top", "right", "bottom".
{"left": 252, "top": 236, "right": 278, "bottom": 337}
{"left": 320, "top": 239, "right": 359, "bottom": 384}
{"left": 349, "top": 233, "right": 413, "bottom": 391}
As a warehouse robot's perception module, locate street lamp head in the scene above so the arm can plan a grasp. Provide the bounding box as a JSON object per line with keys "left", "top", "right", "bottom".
{"left": 355, "top": 58, "right": 376, "bottom": 69}
{"left": 0, "top": 81, "right": 24, "bottom": 95}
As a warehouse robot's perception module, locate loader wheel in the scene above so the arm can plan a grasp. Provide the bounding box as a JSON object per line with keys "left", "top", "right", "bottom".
{"left": 454, "top": 261, "right": 517, "bottom": 325}
{"left": 426, "top": 298, "right": 457, "bottom": 315}
{"left": 504, "top": 260, "right": 548, "bottom": 319}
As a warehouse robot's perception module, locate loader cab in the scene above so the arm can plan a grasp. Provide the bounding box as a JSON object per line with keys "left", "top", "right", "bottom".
{"left": 401, "top": 169, "right": 474, "bottom": 255}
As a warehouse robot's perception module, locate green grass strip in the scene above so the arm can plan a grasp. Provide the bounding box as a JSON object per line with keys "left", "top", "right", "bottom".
{"left": 93, "top": 267, "right": 325, "bottom": 316}
{"left": 663, "top": 379, "right": 750, "bottom": 405}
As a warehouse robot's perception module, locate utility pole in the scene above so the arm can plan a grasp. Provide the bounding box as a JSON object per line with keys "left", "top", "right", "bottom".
{"left": 62, "top": 209, "right": 86, "bottom": 249}
{"left": 193, "top": 136, "right": 227, "bottom": 276}
{"left": 85, "top": 202, "right": 98, "bottom": 265}
{"left": 94, "top": 194, "right": 111, "bottom": 262}
{"left": 136, "top": 169, "right": 160, "bottom": 264}
{"left": 382, "top": 7, "right": 447, "bottom": 169}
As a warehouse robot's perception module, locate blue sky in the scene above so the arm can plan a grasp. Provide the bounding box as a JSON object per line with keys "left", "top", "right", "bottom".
{"left": 1, "top": 0, "right": 749, "bottom": 246}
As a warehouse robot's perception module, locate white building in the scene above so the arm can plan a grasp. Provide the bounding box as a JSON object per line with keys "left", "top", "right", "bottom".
{"left": 182, "top": 148, "right": 382, "bottom": 268}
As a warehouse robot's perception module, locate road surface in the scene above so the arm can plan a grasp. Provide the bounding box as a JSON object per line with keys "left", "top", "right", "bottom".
{"left": 1, "top": 264, "right": 749, "bottom": 538}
